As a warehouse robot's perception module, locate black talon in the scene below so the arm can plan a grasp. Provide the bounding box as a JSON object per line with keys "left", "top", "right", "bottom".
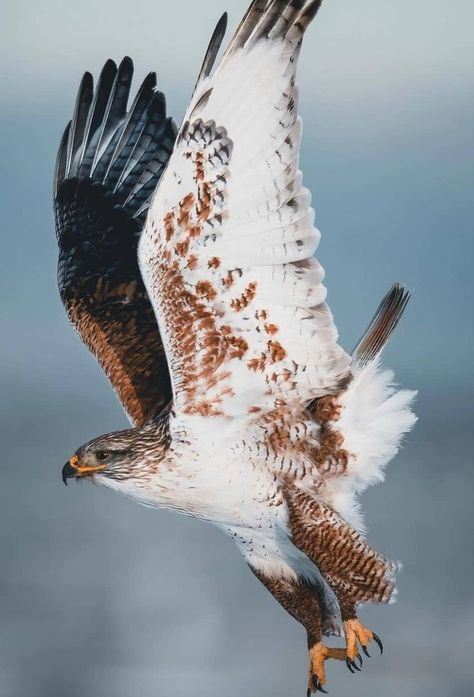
{"left": 312, "top": 676, "right": 329, "bottom": 694}
{"left": 351, "top": 660, "right": 362, "bottom": 672}
{"left": 307, "top": 689, "right": 312, "bottom": 697}
{"left": 356, "top": 653, "right": 363, "bottom": 668}
{"left": 362, "top": 645, "right": 371, "bottom": 658}
{"left": 373, "top": 633, "right": 384, "bottom": 655}
{"left": 346, "top": 658, "right": 356, "bottom": 674}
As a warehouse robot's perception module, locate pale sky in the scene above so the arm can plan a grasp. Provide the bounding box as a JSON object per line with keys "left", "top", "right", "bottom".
{"left": 1, "top": 3, "right": 473, "bottom": 696}
{"left": 2, "top": 0, "right": 473, "bottom": 110}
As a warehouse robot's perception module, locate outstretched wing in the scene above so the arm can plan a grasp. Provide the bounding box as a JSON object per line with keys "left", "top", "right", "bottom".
{"left": 54, "top": 58, "right": 176, "bottom": 427}
{"left": 139, "top": 0, "right": 350, "bottom": 419}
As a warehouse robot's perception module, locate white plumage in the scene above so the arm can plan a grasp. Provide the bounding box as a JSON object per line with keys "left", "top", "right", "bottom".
{"left": 137, "top": 1, "right": 416, "bottom": 546}
{"left": 56, "top": 2, "right": 418, "bottom": 692}
{"left": 139, "top": 25, "right": 351, "bottom": 421}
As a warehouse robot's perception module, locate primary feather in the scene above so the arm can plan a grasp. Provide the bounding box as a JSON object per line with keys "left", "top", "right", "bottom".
{"left": 54, "top": 58, "right": 177, "bottom": 426}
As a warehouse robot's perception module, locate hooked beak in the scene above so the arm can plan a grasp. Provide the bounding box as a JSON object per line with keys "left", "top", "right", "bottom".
{"left": 62, "top": 455, "right": 106, "bottom": 486}
{"left": 62, "top": 461, "right": 74, "bottom": 486}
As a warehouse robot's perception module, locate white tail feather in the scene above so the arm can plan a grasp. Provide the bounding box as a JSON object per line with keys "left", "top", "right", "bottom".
{"left": 339, "top": 360, "right": 417, "bottom": 494}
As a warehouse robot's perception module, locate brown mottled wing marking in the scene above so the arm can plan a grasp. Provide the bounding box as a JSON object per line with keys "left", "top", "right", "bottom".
{"left": 286, "top": 488, "right": 397, "bottom": 606}
{"left": 139, "top": 1, "right": 351, "bottom": 420}
{"left": 142, "top": 120, "right": 235, "bottom": 418}
{"left": 54, "top": 59, "right": 176, "bottom": 426}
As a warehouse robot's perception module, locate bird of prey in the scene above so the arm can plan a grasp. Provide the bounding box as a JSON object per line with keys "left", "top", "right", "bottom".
{"left": 55, "top": 1, "right": 416, "bottom": 693}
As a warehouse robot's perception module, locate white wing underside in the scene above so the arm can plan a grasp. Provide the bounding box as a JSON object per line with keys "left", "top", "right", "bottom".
{"left": 139, "top": 5, "right": 350, "bottom": 420}
{"left": 135, "top": 0, "right": 417, "bottom": 560}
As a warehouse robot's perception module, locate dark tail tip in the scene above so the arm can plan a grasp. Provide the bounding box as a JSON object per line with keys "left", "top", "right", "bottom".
{"left": 352, "top": 284, "right": 411, "bottom": 370}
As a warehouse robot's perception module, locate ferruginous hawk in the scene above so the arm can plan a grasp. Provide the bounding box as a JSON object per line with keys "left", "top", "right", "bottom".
{"left": 55, "top": 1, "right": 417, "bottom": 693}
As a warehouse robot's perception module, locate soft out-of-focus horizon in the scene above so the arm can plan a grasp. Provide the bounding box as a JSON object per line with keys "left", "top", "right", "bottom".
{"left": 1, "top": 1, "right": 473, "bottom": 696}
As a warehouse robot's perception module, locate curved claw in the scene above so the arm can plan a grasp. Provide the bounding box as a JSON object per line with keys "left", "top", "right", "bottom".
{"left": 312, "top": 676, "right": 329, "bottom": 694}
{"left": 362, "top": 645, "right": 371, "bottom": 658}
{"left": 355, "top": 653, "right": 363, "bottom": 669}
{"left": 346, "top": 658, "right": 356, "bottom": 674}
{"left": 373, "top": 633, "right": 384, "bottom": 655}
{"left": 307, "top": 689, "right": 311, "bottom": 697}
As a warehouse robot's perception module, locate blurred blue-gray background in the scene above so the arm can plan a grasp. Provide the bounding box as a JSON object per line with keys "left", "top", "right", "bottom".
{"left": 1, "top": 1, "right": 473, "bottom": 695}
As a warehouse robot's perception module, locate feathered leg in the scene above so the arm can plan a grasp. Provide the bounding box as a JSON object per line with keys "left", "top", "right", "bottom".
{"left": 285, "top": 488, "right": 393, "bottom": 674}
{"left": 249, "top": 568, "right": 345, "bottom": 694}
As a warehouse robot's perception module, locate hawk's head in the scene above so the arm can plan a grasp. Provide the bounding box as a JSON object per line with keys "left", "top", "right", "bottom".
{"left": 62, "top": 421, "right": 171, "bottom": 487}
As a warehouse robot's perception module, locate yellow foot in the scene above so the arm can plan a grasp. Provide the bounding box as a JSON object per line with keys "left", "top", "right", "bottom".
{"left": 307, "top": 642, "right": 346, "bottom": 695}
{"left": 344, "top": 619, "right": 384, "bottom": 673}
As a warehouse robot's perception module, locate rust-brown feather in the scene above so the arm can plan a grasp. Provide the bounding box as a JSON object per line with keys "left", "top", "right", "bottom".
{"left": 54, "top": 60, "right": 176, "bottom": 426}
{"left": 285, "top": 488, "right": 397, "bottom": 609}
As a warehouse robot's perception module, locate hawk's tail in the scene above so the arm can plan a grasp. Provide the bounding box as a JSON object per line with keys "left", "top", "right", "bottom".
{"left": 335, "top": 285, "right": 417, "bottom": 505}
{"left": 351, "top": 284, "right": 411, "bottom": 372}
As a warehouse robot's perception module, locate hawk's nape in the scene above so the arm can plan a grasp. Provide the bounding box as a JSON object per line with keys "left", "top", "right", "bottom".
{"left": 54, "top": 57, "right": 176, "bottom": 427}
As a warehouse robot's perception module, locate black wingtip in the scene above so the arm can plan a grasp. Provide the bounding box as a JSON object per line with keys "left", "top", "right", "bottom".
{"left": 219, "top": 11, "right": 229, "bottom": 29}
{"left": 119, "top": 55, "right": 134, "bottom": 70}
{"left": 54, "top": 121, "right": 71, "bottom": 198}
{"left": 82, "top": 70, "right": 94, "bottom": 88}
{"left": 195, "top": 10, "right": 229, "bottom": 88}
{"left": 64, "top": 71, "right": 94, "bottom": 178}
{"left": 102, "top": 58, "right": 118, "bottom": 73}
{"left": 55, "top": 51, "right": 177, "bottom": 221}
{"left": 218, "top": 11, "right": 229, "bottom": 43}
{"left": 76, "top": 71, "right": 94, "bottom": 111}
{"left": 224, "top": 0, "right": 267, "bottom": 55}
{"left": 225, "top": 0, "right": 325, "bottom": 55}
{"left": 294, "top": 0, "right": 324, "bottom": 34}
{"left": 116, "top": 56, "right": 134, "bottom": 86}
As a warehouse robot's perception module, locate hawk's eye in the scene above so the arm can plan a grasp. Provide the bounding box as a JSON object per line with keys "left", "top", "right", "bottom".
{"left": 95, "top": 450, "right": 111, "bottom": 462}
